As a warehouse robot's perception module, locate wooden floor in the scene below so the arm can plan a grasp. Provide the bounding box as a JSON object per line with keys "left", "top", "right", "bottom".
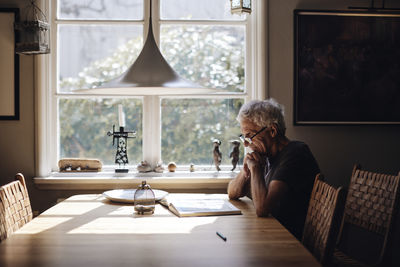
{"left": 0, "top": 194, "right": 320, "bottom": 267}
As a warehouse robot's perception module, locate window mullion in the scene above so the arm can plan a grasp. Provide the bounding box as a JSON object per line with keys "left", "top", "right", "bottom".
{"left": 152, "top": 0, "right": 160, "bottom": 45}
{"left": 143, "top": 96, "right": 161, "bottom": 168}
{"left": 251, "top": 0, "right": 266, "bottom": 100}
{"left": 54, "top": 19, "right": 144, "bottom": 25}
{"left": 142, "top": 0, "right": 161, "bottom": 169}
{"left": 51, "top": 0, "right": 59, "bottom": 173}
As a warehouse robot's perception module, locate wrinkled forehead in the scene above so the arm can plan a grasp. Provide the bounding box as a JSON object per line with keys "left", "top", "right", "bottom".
{"left": 240, "top": 119, "right": 260, "bottom": 133}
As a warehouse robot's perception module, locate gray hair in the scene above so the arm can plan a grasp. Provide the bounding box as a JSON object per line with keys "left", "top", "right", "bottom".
{"left": 237, "top": 99, "right": 286, "bottom": 136}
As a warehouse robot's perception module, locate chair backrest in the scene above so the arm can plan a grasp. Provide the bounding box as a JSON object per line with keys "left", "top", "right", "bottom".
{"left": 302, "top": 173, "right": 346, "bottom": 265}
{"left": 338, "top": 164, "right": 400, "bottom": 265}
{"left": 0, "top": 173, "right": 33, "bottom": 242}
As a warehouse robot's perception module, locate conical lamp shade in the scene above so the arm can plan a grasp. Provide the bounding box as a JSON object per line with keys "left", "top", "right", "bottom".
{"left": 74, "top": 3, "right": 221, "bottom": 95}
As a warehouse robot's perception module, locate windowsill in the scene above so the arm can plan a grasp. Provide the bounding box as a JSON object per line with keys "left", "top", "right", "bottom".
{"left": 33, "top": 170, "right": 238, "bottom": 190}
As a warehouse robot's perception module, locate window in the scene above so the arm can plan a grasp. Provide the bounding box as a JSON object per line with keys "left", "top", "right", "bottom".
{"left": 42, "top": 0, "right": 263, "bottom": 175}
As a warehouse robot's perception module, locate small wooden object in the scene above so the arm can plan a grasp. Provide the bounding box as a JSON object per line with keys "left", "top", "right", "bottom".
{"left": 168, "top": 162, "right": 177, "bottom": 172}
{"left": 213, "top": 139, "right": 222, "bottom": 171}
{"left": 59, "top": 158, "right": 102, "bottom": 172}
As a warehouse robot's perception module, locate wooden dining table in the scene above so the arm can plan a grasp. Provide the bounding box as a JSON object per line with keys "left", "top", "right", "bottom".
{"left": 0, "top": 193, "right": 320, "bottom": 267}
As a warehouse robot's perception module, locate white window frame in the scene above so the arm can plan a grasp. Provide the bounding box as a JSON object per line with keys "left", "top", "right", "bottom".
{"left": 35, "top": 0, "right": 267, "bottom": 178}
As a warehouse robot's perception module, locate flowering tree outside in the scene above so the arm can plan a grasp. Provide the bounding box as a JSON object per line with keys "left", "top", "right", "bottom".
{"left": 59, "top": 25, "right": 245, "bottom": 167}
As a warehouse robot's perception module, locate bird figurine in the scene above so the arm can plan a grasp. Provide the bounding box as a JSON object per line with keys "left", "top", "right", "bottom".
{"left": 153, "top": 161, "right": 165, "bottom": 173}
{"left": 213, "top": 139, "right": 222, "bottom": 171}
{"left": 229, "top": 140, "right": 241, "bottom": 171}
{"left": 137, "top": 160, "right": 152, "bottom": 173}
{"left": 189, "top": 163, "right": 195, "bottom": 172}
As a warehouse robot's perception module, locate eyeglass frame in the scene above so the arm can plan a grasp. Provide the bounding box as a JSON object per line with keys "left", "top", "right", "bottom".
{"left": 239, "top": 126, "right": 268, "bottom": 144}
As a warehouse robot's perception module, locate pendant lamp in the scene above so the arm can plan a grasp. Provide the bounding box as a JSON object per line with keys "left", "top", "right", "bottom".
{"left": 75, "top": 0, "right": 220, "bottom": 95}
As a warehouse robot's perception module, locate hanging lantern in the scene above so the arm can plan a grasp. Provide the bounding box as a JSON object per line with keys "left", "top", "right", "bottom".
{"left": 230, "top": 0, "right": 252, "bottom": 14}
{"left": 134, "top": 181, "right": 156, "bottom": 215}
{"left": 14, "top": 0, "right": 50, "bottom": 55}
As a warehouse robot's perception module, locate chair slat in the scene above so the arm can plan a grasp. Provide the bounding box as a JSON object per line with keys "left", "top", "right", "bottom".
{"left": 302, "top": 174, "right": 345, "bottom": 265}
{"left": 0, "top": 173, "right": 32, "bottom": 242}
{"left": 333, "top": 164, "right": 400, "bottom": 266}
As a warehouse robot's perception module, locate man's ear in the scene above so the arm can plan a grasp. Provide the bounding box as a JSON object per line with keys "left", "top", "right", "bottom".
{"left": 270, "top": 124, "right": 278, "bottom": 138}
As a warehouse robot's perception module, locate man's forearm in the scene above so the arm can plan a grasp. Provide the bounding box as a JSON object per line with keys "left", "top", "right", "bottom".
{"left": 228, "top": 170, "right": 249, "bottom": 199}
{"left": 250, "top": 166, "right": 270, "bottom": 216}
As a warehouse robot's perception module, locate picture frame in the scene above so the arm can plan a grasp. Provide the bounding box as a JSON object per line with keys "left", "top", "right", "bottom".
{"left": 294, "top": 10, "right": 400, "bottom": 125}
{"left": 0, "top": 8, "right": 19, "bottom": 120}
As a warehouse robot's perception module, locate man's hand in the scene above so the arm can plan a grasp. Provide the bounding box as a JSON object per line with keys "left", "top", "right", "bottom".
{"left": 243, "top": 154, "right": 251, "bottom": 179}
{"left": 245, "top": 151, "right": 266, "bottom": 175}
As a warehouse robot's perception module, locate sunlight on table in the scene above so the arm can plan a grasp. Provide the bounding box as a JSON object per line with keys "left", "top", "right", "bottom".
{"left": 42, "top": 202, "right": 105, "bottom": 215}
{"left": 67, "top": 215, "right": 217, "bottom": 234}
{"left": 15, "top": 217, "right": 73, "bottom": 234}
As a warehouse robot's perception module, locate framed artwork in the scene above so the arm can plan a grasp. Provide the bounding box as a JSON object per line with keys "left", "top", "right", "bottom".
{"left": 294, "top": 10, "right": 400, "bottom": 125}
{"left": 0, "top": 8, "right": 19, "bottom": 120}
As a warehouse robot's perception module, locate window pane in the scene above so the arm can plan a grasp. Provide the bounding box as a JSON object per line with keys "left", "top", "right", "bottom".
{"left": 161, "top": 99, "right": 244, "bottom": 166}
{"left": 59, "top": 98, "right": 142, "bottom": 166}
{"left": 161, "top": 25, "right": 245, "bottom": 92}
{"left": 58, "top": 25, "right": 143, "bottom": 92}
{"left": 160, "top": 0, "right": 246, "bottom": 20}
{"left": 58, "top": 0, "right": 143, "bottom": 20}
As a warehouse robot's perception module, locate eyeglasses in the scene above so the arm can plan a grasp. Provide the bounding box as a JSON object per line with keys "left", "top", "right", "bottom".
{"left": 239, "top": 126, "right": 268, "bottom": 144}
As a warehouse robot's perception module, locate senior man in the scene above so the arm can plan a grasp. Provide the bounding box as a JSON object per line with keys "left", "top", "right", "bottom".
{"left": 228, "top": 99, "right": 320, "bottom": 240}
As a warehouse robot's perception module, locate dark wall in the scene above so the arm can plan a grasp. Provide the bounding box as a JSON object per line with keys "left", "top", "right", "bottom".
{"left": 269, "top": 0, "right": 400, "bottom": 186}
{"left": 268, "top": 1, "right": 400, "bottom": 265}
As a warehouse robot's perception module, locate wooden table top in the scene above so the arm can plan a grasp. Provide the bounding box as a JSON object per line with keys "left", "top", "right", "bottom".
{"left": 0, "top": 194, "right": 320, "bottom": 267}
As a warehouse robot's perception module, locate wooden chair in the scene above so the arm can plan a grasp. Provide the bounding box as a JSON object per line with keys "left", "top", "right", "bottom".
{"left": 332, "top": 164, "right": 400, "bottom": 267}
{"left": 302, "top": 174, "right": 346, "bottom": 265}
{"left": 0, "top": 173, "right": 33, "bottom": 242}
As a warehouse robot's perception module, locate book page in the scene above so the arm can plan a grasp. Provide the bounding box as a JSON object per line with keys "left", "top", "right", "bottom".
{"left": 162, "top": 194, "right": 242, "bottom": 217}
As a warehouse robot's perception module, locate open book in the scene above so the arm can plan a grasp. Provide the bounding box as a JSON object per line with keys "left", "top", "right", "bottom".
{"left": 160, "top": 194, "right": 242, "bottom": 217}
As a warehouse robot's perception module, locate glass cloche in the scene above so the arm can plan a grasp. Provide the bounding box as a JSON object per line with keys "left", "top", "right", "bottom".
{"left": 134, "top": 181, "right": 155, "bottom": 214}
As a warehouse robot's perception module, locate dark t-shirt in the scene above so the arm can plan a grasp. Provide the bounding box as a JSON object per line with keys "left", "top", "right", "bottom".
{"left": 265, "top": 141, "right": 320, "bottom": 240}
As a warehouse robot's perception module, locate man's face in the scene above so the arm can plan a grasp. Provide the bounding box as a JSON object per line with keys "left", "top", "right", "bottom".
{"left": 240, "top": 119, "right": 272, "bottom": 156}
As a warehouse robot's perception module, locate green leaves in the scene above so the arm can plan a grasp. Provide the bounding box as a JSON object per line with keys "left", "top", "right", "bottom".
{"left": 161, "top": 99, "right": 244, "bottom": 165}
{"left": 59, "top": 99, "right": 143, "bottom": 165}
{"left": 59, "top": 24, "right": 245, "bottom": 166}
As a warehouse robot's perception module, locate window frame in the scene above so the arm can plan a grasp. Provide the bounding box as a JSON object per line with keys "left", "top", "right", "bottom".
{"left": 35, "top": 0, "right": 267, "bottom": 177}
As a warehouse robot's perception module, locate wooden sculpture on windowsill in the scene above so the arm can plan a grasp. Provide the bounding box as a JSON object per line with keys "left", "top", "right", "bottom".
{"left": 59, "top": 158, "right": 102, "bottom": 172}
{"left": 229, "top": 140, "right": 240, "bottom": 171}
{"left": 213, "top": 139, "right": 222, "bottom": 171}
